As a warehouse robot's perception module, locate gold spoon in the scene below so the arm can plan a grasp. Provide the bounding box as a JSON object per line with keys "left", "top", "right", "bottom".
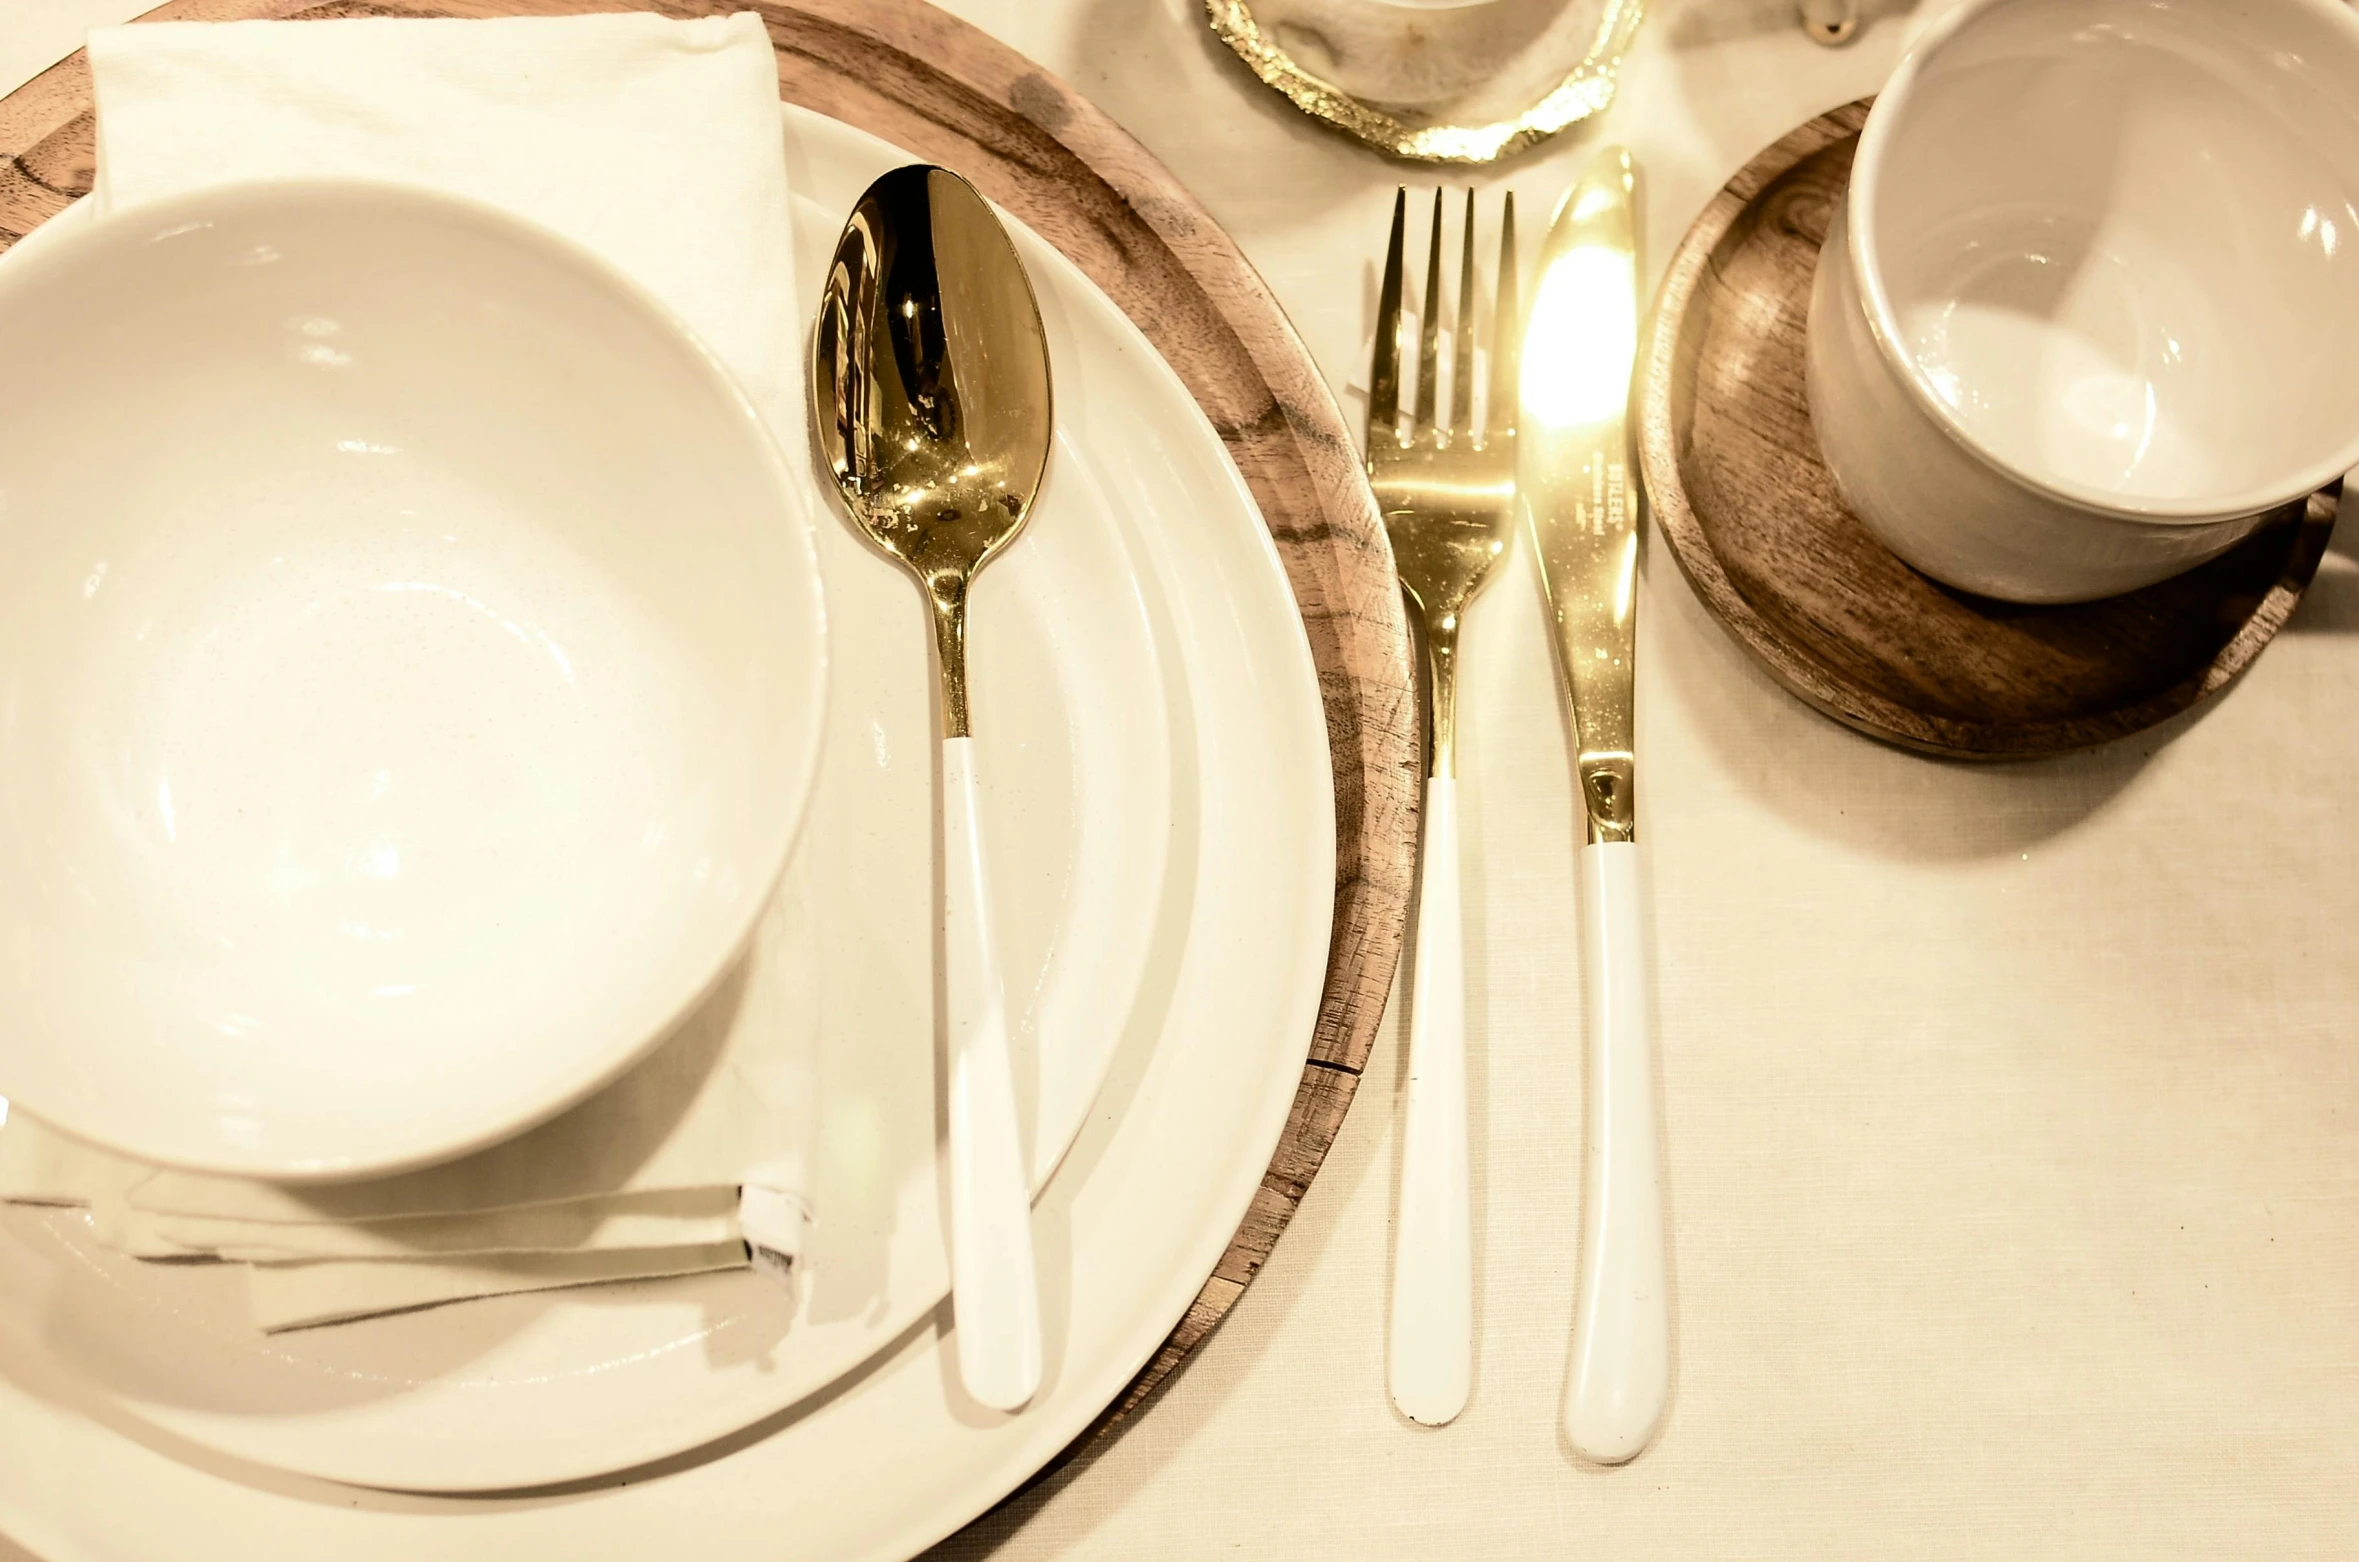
{"left": 813, "top": 164, "right": 1050, "bottom": 1412}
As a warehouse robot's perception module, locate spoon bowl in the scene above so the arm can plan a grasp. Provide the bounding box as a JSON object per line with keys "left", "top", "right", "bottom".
{"left": 814, "top": 164, "right": 1052, "bottom": 735}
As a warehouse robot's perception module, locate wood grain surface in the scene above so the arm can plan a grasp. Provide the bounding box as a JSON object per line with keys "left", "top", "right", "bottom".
{"left": 0, "top": 0, "right": 1416, "bottom": 1518}
{"left": 1637, "top": 99, "right": 2337, "bottom": 761}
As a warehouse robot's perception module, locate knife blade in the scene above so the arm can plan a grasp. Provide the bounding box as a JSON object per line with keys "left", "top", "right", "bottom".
{"left": 1525, "top": 150, "right": 1641, "bottom": 846}
{"left": 1520, "top": 146, "right": 1669, "bottom": 1465}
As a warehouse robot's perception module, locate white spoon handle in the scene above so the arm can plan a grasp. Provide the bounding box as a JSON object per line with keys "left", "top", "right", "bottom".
{"left": 1564, "top": 839, "right": 1667, "bottom": 1461}
{"left": 1389, "top": 773, "right": 1471, "bottom": 1426}
{"left": 941, "top": 734, "right": 1042, "bottom": 1413}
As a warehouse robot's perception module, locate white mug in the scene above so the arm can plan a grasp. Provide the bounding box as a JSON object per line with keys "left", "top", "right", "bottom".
{"left": 1805, "top": 0, "right": 2359, "bottom": 604}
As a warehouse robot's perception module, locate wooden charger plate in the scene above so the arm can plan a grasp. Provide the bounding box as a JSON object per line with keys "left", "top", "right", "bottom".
{"left": 0, "top": 0, "right": 1413, "bottom": 1517}
{"left": 1639, "top": 99, "right": 2338, "bottom": 761}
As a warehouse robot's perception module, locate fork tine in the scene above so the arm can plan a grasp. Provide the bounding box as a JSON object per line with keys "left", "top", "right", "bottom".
{"left": 1413, "top": 188, "right": 1443, "bottom": 435}
{"left": 1368, "top": 188, "right": 1406, "bottom": 449}
{"left": 1450, "top": 189, "right": 1478, "bottom": 437}
{"left": 1489, "top": 189, "right": 1519, "bottom": 443}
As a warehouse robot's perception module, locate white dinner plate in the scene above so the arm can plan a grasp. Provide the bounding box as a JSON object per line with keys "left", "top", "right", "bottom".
{"left": 0, "top": 108, "right": 1180, "bottom": 1491}
{"left": 0, "top": 102, "right": 1334, "bottom": 1562}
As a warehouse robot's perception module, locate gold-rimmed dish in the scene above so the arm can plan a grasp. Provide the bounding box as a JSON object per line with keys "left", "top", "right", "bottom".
{"left": 1206, "top": 0, "right": 1644, "bottom": 164}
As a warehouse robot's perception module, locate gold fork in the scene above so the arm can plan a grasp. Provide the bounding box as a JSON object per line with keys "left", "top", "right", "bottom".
{"left": 1371, "top": 187, "right": 1518, "bottom": 1428}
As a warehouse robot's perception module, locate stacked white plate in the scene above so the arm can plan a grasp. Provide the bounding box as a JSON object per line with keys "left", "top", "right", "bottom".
{"left": 0, "top": 106, "right": 1336, "bottom": 1561}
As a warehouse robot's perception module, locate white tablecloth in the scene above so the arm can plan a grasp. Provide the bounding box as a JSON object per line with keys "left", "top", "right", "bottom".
{"left": 7, "top": 3, "right": 2359, "bottom": 1557}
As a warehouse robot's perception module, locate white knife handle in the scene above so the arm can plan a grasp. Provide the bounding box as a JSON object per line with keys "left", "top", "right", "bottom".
{"left": 1389, "top": 773, "right": 1471, "bottom": 1427}
{"left": 1564, "top": 839, "right": 1668, "bottom": 1462}
{"left": 941, "top": 734, "right": 1042, "bottom": 1413}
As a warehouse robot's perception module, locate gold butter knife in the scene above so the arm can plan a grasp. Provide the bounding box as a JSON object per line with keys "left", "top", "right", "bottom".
{"left": 1521, "top": 147, "right": 1668, "bottom": 1464}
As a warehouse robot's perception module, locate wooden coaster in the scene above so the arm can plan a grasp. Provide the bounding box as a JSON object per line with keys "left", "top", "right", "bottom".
{"left": 1637, "top": 99, "right": 2338, "bottom": 761}
{"left": 0, "top": 0, "right": 1415, "bottom": 1487}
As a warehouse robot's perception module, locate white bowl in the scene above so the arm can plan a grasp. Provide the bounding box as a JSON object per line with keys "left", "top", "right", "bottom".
{"left": 1806, "top": 0, "right": 2359, "bottom": 603}
{"left": 0, "top": 181, "right": 826, "bottom": 1179}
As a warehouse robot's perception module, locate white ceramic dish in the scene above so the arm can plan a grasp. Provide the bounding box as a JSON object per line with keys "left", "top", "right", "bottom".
{"left": 0, "top": 180, "right": 828, "bottom": 1179}
{"left": 0, "top": 106, "right": 1333, "bottom": 1557}
{"left": 1806, "top": 0, "right": 2359, "bottom": 603}
{"left": 0, "top": 103, "right": 1251, "bottom": 1498}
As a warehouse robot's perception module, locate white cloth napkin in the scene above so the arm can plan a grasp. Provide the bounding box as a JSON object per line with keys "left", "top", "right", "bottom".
{"left": 87, "top": 11, "right": 798, "bottom": 420}
{"left": 0, "top": 11, "right": 817, "bottom": 1331}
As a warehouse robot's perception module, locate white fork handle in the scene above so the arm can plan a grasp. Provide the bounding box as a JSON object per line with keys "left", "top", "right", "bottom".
{"left": 1564, "top": 839, "right": 1668, "bottom": 1461}
{"left": 942, "top": 734, "right": 1042, "bottom": 1413}
{"left": 1389, "top": 773, "right": 1471, "bottom": 1426}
